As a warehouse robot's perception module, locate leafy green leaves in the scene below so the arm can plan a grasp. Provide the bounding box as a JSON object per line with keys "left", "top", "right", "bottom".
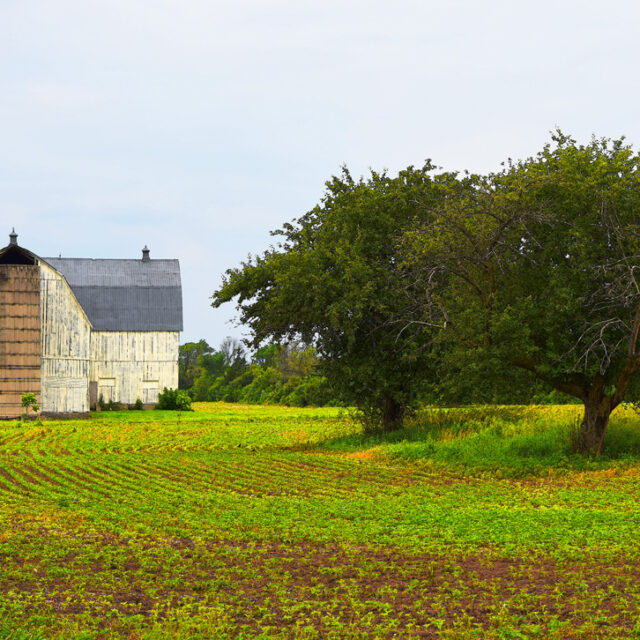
{"left": 213, "top": 133, "right": 640, "bottom": 446}
{"left": 212, "top": 164, "right": 451, "bottom": 429}
{"left": 400, "top": 133, "right": 640, "bottom": 450}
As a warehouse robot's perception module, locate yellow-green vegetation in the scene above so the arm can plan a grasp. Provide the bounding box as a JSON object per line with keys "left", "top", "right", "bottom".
{"left": 2, "top": 403, "right": 640, "bottom": 638}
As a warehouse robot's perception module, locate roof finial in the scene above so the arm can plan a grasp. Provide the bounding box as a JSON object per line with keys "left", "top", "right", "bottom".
{"left": 9, "top": 228, "right": 17, "bottom": 246}
{"left": 142, "top": 245, "right": 150, "bottom": 262}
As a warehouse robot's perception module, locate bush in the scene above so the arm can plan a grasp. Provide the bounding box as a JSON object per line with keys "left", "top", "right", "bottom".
{"left": 21, "top": 392, "right": 39, "bottom": 418}
{"left": 156, "top": 388, "right": 193, "bottom": 411}
{"left": 98, "top": 394, "right": 121, "bottom": 411}
{"left": 134, "top": 398, "right": 144, "bottom": 410}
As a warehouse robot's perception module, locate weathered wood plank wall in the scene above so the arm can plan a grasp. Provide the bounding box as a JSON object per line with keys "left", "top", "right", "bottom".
{"left": 0, "top": 265, "right": 41, "bottom": 418}
{"left": 40, "top": 263, "right": 91, "bottom": 414}
{"left": 91, "top": 331, "right": 179, "bottom": 404}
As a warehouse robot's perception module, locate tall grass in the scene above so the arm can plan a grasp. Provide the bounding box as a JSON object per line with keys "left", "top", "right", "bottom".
{"left": 318, "top": 404, "right": 640, "bottom": 477}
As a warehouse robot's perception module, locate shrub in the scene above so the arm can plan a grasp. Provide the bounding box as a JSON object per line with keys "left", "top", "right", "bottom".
{"left": 21, "top": 392, "right": 39, "bottom": 418}
{"left": 134, "top": 398, "right": 144, "bottom": 410}
{"left": 98, "top": 395, "right": 121, "bottom": 411}
{"left": 156, "top": 388, "right": 193, "bottom": 411}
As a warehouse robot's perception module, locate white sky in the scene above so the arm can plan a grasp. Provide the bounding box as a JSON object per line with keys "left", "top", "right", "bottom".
{"left": 2, "top": 0, "right": 640, "bottom": 348}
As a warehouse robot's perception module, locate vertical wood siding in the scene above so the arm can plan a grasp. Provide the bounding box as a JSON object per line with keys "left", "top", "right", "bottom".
{"left": 90, "top": 331, "right": 179, "bottom": 405}
{"left": 0, "top": 265, "right": 41, "bottom": 418}
{"left": 39, "top": 263, "right": 91, "bottom": 413}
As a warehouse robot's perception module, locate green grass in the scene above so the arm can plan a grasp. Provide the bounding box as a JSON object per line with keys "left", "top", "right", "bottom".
{"left": 322, "top": 404, "right": 640, "bottom": 476}
{"left": 2, "top": 402, "right": 640, "bottom": 638}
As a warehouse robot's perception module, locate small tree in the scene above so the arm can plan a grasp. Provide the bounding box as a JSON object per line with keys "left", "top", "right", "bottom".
{"left": 21, "top": 392, "right": 39, "bottom": 419}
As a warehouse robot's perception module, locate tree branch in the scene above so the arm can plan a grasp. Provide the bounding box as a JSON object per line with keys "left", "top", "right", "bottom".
{"left": 511, "top": 357, "right": 587, "bottom": 401}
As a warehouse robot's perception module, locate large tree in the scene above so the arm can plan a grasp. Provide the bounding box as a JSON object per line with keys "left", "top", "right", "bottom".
{"left": 212, "top": 164, "right": 454, "bottom": 430}
{"left": 401, "top": 133, "right": 640, "bottom": 454}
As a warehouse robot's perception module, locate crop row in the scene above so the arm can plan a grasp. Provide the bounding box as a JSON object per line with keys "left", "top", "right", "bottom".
{"left": 2, "top": 404, "right": 640, "bottom": 638}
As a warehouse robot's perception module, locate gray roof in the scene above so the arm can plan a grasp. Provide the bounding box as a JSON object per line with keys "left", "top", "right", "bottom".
{"left": 43, "top": 258, "right": 183, "bottom": 331}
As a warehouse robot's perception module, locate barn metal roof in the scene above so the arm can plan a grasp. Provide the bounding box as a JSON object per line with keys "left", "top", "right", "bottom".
{"left": 42, "top": 258, "right": 183, "bottom": 331}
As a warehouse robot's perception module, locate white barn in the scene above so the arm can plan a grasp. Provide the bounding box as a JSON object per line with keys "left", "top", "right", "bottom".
{"left": 0, "top": 231, "right": 182, "bottom": 418}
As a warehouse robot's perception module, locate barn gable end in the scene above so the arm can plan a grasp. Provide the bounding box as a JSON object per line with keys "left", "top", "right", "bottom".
{"left": 90, "top": 331, "right": 179, "bottom": 405}
{"left": 39, "top": 262, "right": 91, "bottom": 415}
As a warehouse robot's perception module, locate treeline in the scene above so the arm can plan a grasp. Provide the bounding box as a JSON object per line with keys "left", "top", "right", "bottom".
{"left": 179, "top": 338, "right": 337, "bottom": 406}
{"left": 180, "top": 336, "right": 568, "bottom": 409}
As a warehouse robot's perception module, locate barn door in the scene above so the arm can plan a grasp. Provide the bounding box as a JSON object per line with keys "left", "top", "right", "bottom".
{"left": 98, "top": 378, "right": 116, "bottom": 405}
{"left": 142, "top": 380, "right": 159, "bottom": 404}
{"left": 89, "top": 381, "right": 98, "bottom": 410}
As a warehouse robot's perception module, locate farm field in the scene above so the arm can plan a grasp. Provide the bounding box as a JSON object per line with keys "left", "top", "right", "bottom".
{"left": 2, "top": 404, "right": 640, "bottom": 638}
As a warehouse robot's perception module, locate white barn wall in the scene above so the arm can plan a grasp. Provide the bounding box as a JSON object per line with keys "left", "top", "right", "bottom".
{"left": 91, "top": 331, "right": 179, "bottom": 405}
{"left": 39, "top": 262, "right": 91, "bottom": 413}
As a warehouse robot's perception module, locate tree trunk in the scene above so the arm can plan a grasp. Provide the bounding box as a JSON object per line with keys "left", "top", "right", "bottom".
{"left": 575, "top": 396, "right": 612, "bottom": 455}
{"left": 512, "top": 356, "right": 636, "bottom": 456}
{"left": 382, "top": 393, "right": 404, "bottom": 432}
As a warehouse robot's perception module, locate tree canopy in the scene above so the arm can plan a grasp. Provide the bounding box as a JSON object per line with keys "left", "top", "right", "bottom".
{"left": 401, "top": 132, "right": 640, "bottom": 453}
{"left": 179, "top": 337, "right": 335, "bottom": 407}
{"left": 178, "top": 339, "right": 214, "bottom": 389}
{"left": 212, "top": 164, "right": 455, "bottom": 430}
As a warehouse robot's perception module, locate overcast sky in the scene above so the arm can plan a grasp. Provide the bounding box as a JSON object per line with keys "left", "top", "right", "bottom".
{"left": 2, "top": 0, "right": 640, "bottom": 347}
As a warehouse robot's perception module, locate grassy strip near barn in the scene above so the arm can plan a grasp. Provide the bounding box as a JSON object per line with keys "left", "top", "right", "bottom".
{"left": 1, "top": 403, "right": 640, "bottom": 638}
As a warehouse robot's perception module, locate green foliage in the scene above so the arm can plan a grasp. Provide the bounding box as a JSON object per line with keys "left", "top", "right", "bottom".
{"left": 2, "top": 404, "right": 640, "bottom": 638}
{"left": 188, "top": 339, "right": 247, "bottom": 402}
{"left": 156, "top": 388, "right": 193, "bottom": 411}
{"left": 97, "top": 394, "right": 121, "bottom": 411}
{"left": 212, "top": 165, "right": 457, "bottom": 430}
{"left": 401, "top": 132, "right": 640, "bottom": 452}
{"left": 179, "top": 339, "right": 214, "bottom": 389}
{"left": 182, "top": 337, "right": 338, "bottom": 407}
{"left": 252, "top": 343, "right": 278, "bottom": 368}
{"left": 191, "top": 352, "right": 226, "bottom": 401}
{"left": 20, "top": 392, "right": 39, "bottom": 417}
{"left": 210, "top": 133, "right": 640, "bottom": 449}
{"left": 134, "top": 398, "right": 144, "bottom": 410}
